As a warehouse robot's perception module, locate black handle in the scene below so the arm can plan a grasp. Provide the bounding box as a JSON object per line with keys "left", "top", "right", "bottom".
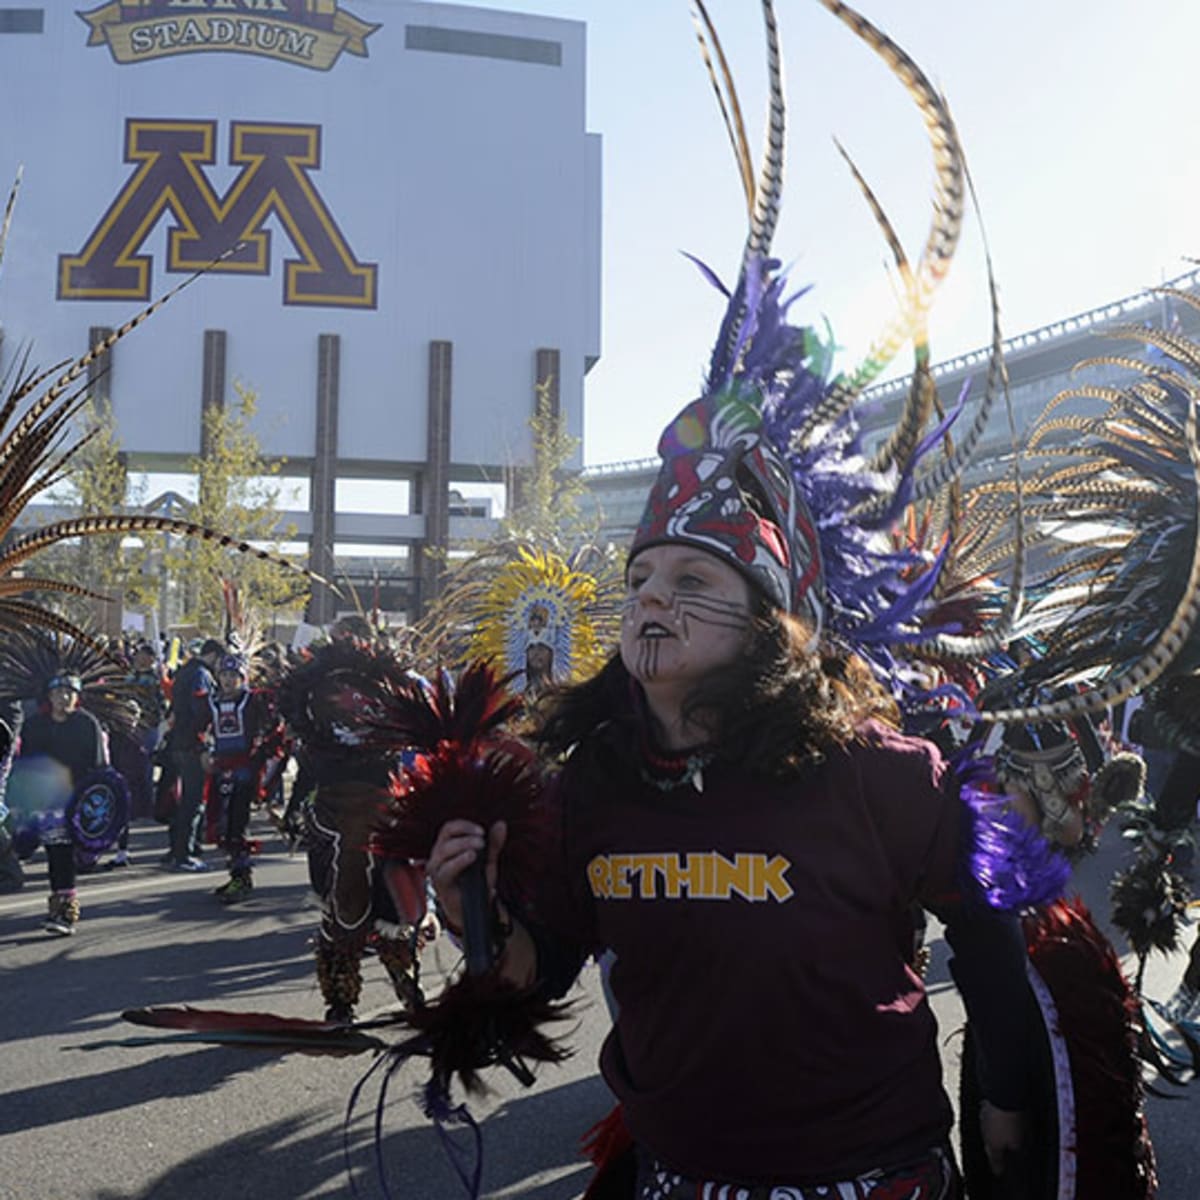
{"left": 459, "top": 855, "right": 494, "bottom": 977}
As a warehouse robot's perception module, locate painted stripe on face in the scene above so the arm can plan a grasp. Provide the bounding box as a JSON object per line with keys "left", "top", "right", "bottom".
{"left": 670, "top": 592, "right": 752, "bottom": 639}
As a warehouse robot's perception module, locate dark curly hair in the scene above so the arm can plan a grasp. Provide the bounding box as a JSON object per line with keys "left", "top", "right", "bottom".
{"left": 534, "top": 596, "right": 898, "bottom": 777}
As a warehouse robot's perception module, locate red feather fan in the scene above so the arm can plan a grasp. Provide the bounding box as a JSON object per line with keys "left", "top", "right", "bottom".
{"left": 109, "top": 660, "right": 574, "bottom": 1200}
{"left": 1024, "top": 898, "right": 1159, "bottom": 1199}
{"left": 368, "top": 660, "right": 555, "bottom": 903}
{"left": 116, "top": 1006, "right": 390, "bottom": 1056}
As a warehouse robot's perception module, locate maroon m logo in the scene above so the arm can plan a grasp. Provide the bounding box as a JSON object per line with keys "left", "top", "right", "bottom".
{"left": 59, "top": 118, "right": 378, "bottom": 309}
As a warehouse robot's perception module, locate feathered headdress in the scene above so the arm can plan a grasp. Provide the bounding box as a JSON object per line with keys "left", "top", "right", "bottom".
{"left": 0, "top": 627, "right": 138, "bottom": 735}
{"left": 948, "top": 317, "right": 1200, "bottom": 728}
{"left": 416, "top": 541, "right": 622, "bottom": 697}
{"left": 629, "top": 0, "right": 1029, "bottom": 702}
{"left": 633, "top": 1, "right": 1200, "bottom": 744}
{"left": 275, "top": 635, "right": 415, "bottom": 761}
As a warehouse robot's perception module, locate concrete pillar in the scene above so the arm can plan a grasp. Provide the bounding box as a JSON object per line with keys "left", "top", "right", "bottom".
{"left": 305, "top": 333, "right": 340, "bottom": 625}
{"left": 535, "top": 346, "right": 561, "bottom": 421}
{"left": 418, "top": 340, "right": 452, "bottom": 615}
{"left": 87, "top": 325, "right": 114, "bottom": 408}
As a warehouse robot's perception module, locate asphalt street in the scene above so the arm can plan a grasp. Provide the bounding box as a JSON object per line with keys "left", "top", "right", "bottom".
{"left": 0, "top": 815, "right": 1196, "bottom": 1199}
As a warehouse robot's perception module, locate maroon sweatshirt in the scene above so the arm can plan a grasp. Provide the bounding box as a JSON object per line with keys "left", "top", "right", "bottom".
{"left": 525, "top": 719, "right": 1031, "bottom": 1185}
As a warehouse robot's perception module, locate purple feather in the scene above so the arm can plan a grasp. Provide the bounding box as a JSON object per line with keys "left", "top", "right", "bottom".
{"left": 955, "top": 752, "right": 1072, "bottom": 910}
{"left": 680, "top": 251, "right": 731, "bottom": 299}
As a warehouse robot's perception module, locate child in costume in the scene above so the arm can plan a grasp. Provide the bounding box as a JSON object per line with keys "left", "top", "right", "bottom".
{"left": 203, "top": 652, "right": 282, "bottom": 904}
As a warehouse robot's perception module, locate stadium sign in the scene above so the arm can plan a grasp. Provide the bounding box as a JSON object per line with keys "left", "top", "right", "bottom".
{"left": 78, "top": 0, "right": 379, "bottom": 71}
{"left": 58, "top": 118, "right": 379, "bottom": 308}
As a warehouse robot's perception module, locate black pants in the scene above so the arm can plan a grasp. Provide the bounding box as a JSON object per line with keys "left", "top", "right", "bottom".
{"left": 46, "top": 841, "right": 75, "bottom": 892}
{"left": 219, "top": 771, "right": 255, "bottom": 867}
{"left": 169, "top": 751, "right": 207, "bottom": 862}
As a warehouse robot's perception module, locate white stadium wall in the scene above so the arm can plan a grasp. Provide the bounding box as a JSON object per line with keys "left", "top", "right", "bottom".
{"left": 0, "top": 0, "right": 600, "bottom": 615}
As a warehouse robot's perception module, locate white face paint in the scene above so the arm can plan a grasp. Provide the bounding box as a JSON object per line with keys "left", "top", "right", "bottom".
{"left": 620, "top": 544, "right": 753, "bottom": 694}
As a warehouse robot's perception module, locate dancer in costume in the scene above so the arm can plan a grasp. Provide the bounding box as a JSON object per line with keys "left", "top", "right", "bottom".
{"left": 202, "top": 652, "right": 284, "bottom": 904}
{"left": 277, "top": 617, "right": 433, "bottom": 1022}
{"left": 429, "top": 474, "right": 1042, "bottom": 1196}
{"left": 417, "top": 3, "right": 1053, "bottom": 1188}
{"left": 418, "top": 543, "right": 621, "bottom": 703}
{"left": 0, "top": 633, "right": 135, "bottom": 935}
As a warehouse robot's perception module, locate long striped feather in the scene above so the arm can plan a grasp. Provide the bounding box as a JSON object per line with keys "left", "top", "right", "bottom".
{"left": 744, "top": 0, "right": 785, "bottom": 266}
{"left": 800, "top": 0, "right": 964, "bottom": 424}
{"left": 0, "top": 168, "right": 20, "bottom": 273}
{"left": 0, "top": 515, "right": 318, "bottom": 583}
{"left": 0, "top": 577, "right": 112, "bottom": 602}
{"left": 978, "top": 388, "right": 1200, "bottom": 725}
{"left": 690, "top": 0, "right": 755, "bottom": 216}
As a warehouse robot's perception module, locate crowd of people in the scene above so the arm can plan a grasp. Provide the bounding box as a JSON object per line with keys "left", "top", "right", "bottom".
{"left": 0, "top": 617, "right": 439, "bottom": 1025}
{"left": 0, "top": 633, "right": 303, "bottom": 899}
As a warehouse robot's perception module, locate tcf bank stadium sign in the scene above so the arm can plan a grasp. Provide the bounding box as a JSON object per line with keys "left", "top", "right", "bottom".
{"left": 78, "top": 0, "right": 379, "bottom": 71}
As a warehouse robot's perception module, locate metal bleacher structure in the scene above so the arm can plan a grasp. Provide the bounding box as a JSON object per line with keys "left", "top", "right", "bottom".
{"left": 578, "top": 269, "right": 1200, "bottom": 546}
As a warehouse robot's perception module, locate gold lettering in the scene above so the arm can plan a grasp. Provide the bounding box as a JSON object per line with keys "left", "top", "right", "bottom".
{"left": 628, "top": 854, "right": 665, "bottom": 898}
{"left": 663, "top": 853, "right": 704, "bottom": 898}
{"left": 752, "top": 855, "right": 794, "bottom": 902}
{"left": 609, "top": 855, "right": 633, "bottom": 899}
{"left": 588, "top": 851, "right": 793, "bottom": 903}
{"left": 713, "top": 853, "right": 754, "bottom": 901}
{"left": 586, "top": 856, "right": 611, "bottom": 900}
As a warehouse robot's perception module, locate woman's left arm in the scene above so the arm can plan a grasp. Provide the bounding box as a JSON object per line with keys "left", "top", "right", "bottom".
{"left": 934, "top": 895, "right": 1035, "bottom": 1173}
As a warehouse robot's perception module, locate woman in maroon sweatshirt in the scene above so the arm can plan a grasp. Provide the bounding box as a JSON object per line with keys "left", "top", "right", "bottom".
{"left": 425, "top": 529, "right": 1037, "bottom": 1197}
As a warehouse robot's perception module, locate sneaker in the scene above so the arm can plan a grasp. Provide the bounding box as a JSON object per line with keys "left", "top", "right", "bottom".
{"left": 103, "top": 850, "right": 131, "bottom": 871}
{"left": 215, "top": 875, "right": 253, "bottom": 904}
{"left": 44, "top": 892, "right": 79, "bottom": 936}
{"left": 172, "top": 857, "right": 210, "bottom": 873}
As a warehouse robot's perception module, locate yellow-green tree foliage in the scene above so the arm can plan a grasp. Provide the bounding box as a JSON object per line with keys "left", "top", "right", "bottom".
{"left": 165, "top": 383, "right": 307, "bottom": 630}
{"left": 502, "top": 377, "right": 589, "bottom": 546}
{"left": 36, "top": 397, "right": 154, "bottom": 627}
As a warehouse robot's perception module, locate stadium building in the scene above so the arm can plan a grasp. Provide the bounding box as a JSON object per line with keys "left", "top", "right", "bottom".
{"left": 0, "top": 0, "right": 600, "bottom": 626}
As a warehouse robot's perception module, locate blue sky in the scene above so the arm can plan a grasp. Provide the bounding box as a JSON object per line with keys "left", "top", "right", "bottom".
{"left": 509, "top": 1, "right": 1200, "bottom": 466}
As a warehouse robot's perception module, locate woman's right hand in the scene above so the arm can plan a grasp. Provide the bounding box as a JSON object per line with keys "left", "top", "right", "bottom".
{"left": 426, "top": 818, "right": 507, "bottom": 934}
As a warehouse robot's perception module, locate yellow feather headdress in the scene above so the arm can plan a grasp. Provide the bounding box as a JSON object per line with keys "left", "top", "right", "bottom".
{"left": 419, "top": 543, "right": 622, "bottom": 695}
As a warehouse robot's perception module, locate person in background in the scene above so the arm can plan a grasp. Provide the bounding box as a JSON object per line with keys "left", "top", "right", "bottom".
{"left": 15, "top": 674, "right": 106, "bottom": 934}
{"left": 278, "top": 617, "right": 431, "bottom": 1022}
{"left": 203, "top": 653, "right": 283, "bottom": 904}
{"left": 164, "top": 638, "right": 223, "bottom": 872}
{"left": 125, "top": 641, "right": 168, "bottom": 819}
